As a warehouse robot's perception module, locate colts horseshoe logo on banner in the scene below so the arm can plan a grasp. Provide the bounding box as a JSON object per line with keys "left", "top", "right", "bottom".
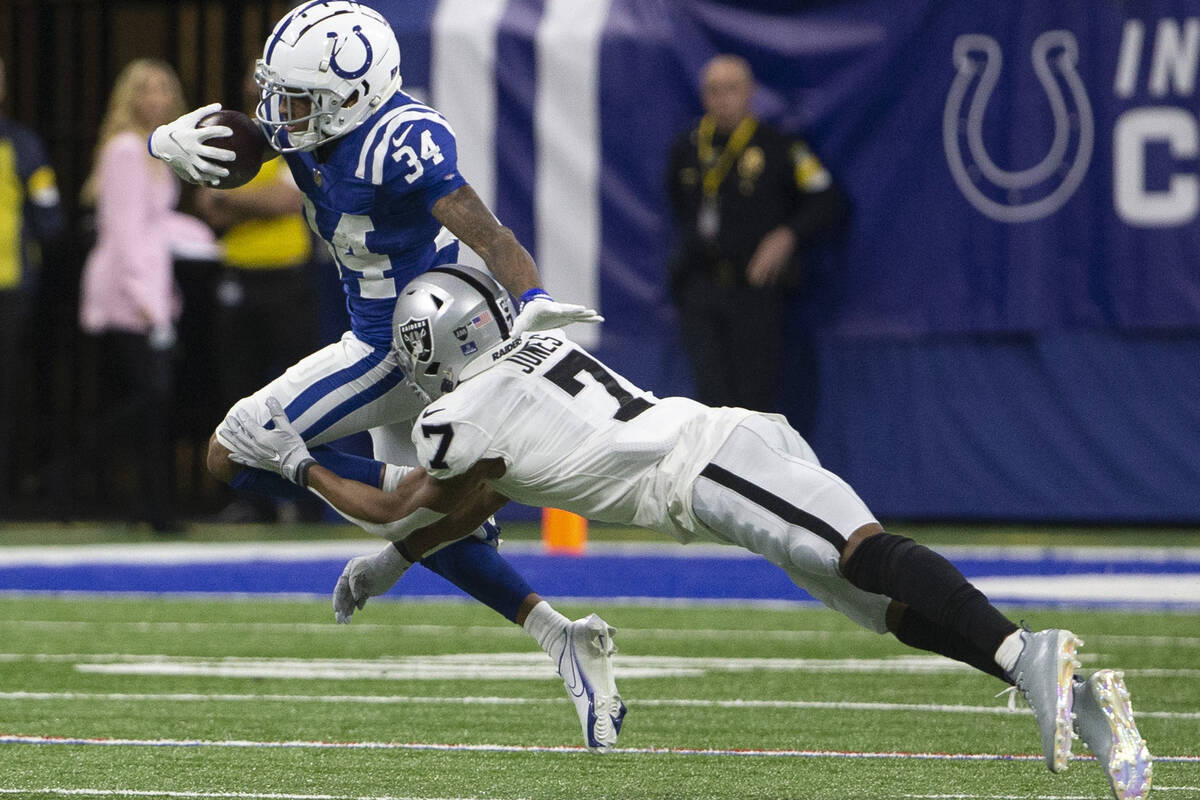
{"left": 943, "top": 30, "right": 1095, "bottom": 223}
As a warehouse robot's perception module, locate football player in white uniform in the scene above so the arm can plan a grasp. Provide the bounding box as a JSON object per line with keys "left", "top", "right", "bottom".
{"left": 223, "top": 266, "right": 1151, "bottom": 797}
{"left": 146, "top": 0, "right": 624, "bottom": 750}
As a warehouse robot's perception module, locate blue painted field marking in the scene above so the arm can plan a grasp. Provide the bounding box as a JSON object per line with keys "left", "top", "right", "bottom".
{"left": 1, "top": 542, "right": 1198, "bottom": 609}
{"left": 3, "top": 732, "right": 1200, "bottom": 763}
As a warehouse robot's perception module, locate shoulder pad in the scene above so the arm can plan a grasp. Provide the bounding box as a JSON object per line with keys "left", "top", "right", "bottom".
{"left": 412, "top": 411, "right": 491, "bottom": 479}
{"left": 354, "top": 103, "right": 457, "bottom": 186}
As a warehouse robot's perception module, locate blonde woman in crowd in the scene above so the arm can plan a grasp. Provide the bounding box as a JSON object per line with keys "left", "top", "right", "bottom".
{"left": 78, "top": 59, "right": 216, "bottom": 533}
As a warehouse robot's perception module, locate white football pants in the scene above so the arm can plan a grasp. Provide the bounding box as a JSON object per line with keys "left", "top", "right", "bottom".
{"left": 220, "top": 331, "right": 424, "bottom": 455}
{"left": 689, "top": 414, "right": 891, "bottom": 633}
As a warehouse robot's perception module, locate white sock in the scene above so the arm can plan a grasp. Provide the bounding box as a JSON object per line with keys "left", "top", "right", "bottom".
{"left": 994, "top": 630, "right": 1025, "bottom": 673}
{"left": 523, "top": 601, "right": 570, "bottom": 654}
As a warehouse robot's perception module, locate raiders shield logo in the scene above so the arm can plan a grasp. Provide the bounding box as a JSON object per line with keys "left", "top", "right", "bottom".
{"left": 399, "top": 317, "right": 433, "bottom": 363}
{"left": 453, "top": 325, "right": 469, "bottom": 341}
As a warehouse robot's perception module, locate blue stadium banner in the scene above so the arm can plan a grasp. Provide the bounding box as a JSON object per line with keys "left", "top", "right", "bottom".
{"left": 367, "top": 0, "right": 1200, "bottom": 521}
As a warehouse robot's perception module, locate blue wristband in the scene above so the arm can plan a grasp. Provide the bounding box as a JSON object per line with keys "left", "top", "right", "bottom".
{"left": 519, "top": 288, "right": 551, "bottom": 310}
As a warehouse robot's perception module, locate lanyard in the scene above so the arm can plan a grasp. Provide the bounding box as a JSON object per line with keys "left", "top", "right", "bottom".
{"left": 697, "top": 115, "right": 758, "bottom": 198}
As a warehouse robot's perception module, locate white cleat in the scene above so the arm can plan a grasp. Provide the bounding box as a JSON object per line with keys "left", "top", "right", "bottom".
{"left": 1074, "top": 670, "right": 1153, "bottom": 800}
{"left": 552, "top": 613, "right": 626, "bottom": 752}
{"left": 1009, "top": 628, "right": 1082, "bottom": 773}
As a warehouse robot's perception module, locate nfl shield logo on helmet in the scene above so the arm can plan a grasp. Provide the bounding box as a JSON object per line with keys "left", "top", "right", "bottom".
{"left": 399, "top": 317, "right": 433, "bottom": 363}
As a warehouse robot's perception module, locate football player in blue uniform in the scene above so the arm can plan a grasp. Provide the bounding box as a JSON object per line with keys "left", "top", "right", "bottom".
{"left": 147, "top": 0, "right": 618, "bottom": 749}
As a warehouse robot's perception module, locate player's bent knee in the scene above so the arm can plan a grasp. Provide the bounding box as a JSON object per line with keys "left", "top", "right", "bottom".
{"left": 839, "top": 522, "right": 885, "bottom": 574}
{"left": 206, "top": 433, "right": 240, "bottom": 484}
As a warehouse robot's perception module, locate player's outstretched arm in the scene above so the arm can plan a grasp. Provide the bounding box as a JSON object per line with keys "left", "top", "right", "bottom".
{"left": 220, "top": 395, "right": 507, "bottom": 539}
{"left": 431, "top": 186, "right": 603, "bottom": 335}
{"left": 308, "top": 461, "right": 448, "bottom": 524}
{"left": 432, "top": 184, "right": 540, "bottom": 295}
{"left": 324, "top": 468, "right": 508, "bottom": 624}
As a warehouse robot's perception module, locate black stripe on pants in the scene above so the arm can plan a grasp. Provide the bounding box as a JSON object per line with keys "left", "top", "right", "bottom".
{"left": 699, "top": 463, "right": 846, "bottom": 554}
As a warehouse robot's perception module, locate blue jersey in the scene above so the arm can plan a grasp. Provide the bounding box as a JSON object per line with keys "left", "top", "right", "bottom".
{"left": 284, "top": 91, "right": 467, "bottom": 347}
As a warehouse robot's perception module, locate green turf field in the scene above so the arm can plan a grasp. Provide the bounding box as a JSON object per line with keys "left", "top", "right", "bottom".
{"left": 0, "top": 594, "right": 1195, "bottom": 800}
{"left": 4, "top": 518, "right": 1200, "bottom": 548}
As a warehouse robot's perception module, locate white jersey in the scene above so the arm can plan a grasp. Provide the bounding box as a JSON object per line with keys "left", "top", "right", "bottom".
{"left": 411, "top": 332, "right": 753, "bottom": 538}
{"left": 410, "top": 331, "right": 890, "bottom": 633}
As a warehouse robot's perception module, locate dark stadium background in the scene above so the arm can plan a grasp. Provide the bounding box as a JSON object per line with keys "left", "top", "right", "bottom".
{"left": 3, "top": 0, "right": 1199, "bottom": 526}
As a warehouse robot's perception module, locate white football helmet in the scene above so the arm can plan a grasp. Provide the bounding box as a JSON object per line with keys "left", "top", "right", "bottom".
{"left": 392, "top": 266, "right": 516, "bottom": 402}
{"left": 255, "top": 1, "right": 402, "bottom": 152}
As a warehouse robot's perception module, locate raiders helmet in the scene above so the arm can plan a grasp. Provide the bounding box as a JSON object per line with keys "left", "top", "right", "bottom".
{"left": 254, "top": 1, "right": 402, "bottom": 152}
{"left": 393, "top": 266, "right": 516, "bottom": 401}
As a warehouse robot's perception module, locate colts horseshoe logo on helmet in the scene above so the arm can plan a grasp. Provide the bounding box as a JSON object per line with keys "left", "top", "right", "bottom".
{"left": 325, "top": 25, "right": 373, "bottom": 80}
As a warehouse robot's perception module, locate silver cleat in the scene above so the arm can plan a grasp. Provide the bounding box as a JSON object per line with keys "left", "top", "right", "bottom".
{"left": 1009, "top": 628, "right": 1082, "bottom": 772}
{"left": 1074, "top": 669, "right": 1153, "bottom": 800}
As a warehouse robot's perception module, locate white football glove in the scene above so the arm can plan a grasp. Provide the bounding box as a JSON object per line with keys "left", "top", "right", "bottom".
{"left": 148, "top": 103, "right": 235, "bottom": 186}
{"left": 510, "top": 291, "right": 604, "bottom": 339}
{"left": 220, "top": 397, "right": 315, "bottom": 485}
{"left": 333, "top": 543, "right": 414, "bottom": 624}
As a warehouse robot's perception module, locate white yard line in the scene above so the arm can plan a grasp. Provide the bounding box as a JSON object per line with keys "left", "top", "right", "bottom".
{"left": 904, "top": 795, "right": 1097, "bottom": 799}
{"left": 4, "top": 650, "right": 1200, "bottom": 679}
{"left": 2, "top": 619, "right": 1199, "bottom": 649}
{"left": 1150, "top": 789, "right": 1200, "bottom": 794}
{"left": 2, "top": 690, "right": 1198, "bottom": 720}
{"left": 927, "top": 796, "right": 1200, "bottom": 799}
{"left": 904, "top": 795, "right": 1101, "bottom": 799}
{"left": 3, "top": 734, "right": 1198, "bottom": 762}
{"left": 1, "top": 539, "right": 1198, "bottom": 566}
{"left": 0, "top": 790, "right": 508, "bottom": 800}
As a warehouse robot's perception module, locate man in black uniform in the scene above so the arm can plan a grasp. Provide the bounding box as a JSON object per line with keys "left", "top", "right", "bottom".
{"left": 666, "top": 54, "right": 846, "bottom": 421}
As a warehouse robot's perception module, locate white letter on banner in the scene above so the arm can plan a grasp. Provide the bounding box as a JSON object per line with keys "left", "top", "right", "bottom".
{"left": 432, "top": 0, "right": 507, "bottom": 270}
{"left": 1114, "top": 19, "right": 1144, "bottom": 99}
{"left": 1149, "top": 18, "right": 1200, "bottom": 98}
{"left": 1114, "top": 107, "right": 1198, "bottom": 227}
{"left": 534, "top": 0, "right": 611, "bottom": 348}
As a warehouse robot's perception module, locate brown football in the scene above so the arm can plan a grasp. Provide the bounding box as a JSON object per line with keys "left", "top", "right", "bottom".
{"left": 196, "top": 109, "right": 267, "bottom": 189}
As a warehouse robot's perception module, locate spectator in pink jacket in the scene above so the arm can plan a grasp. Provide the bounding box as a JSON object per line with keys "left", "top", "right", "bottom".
{"left": 78, "top": 59, "right": 216, "bottom": 533}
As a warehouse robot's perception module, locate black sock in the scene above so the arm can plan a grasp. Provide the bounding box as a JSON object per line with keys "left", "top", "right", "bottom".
{"left": 891, "top": 603, "right": 1010, "bottom": 682}
{"left": 842, "top": 533, "right": 1018, "bottom": 669}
